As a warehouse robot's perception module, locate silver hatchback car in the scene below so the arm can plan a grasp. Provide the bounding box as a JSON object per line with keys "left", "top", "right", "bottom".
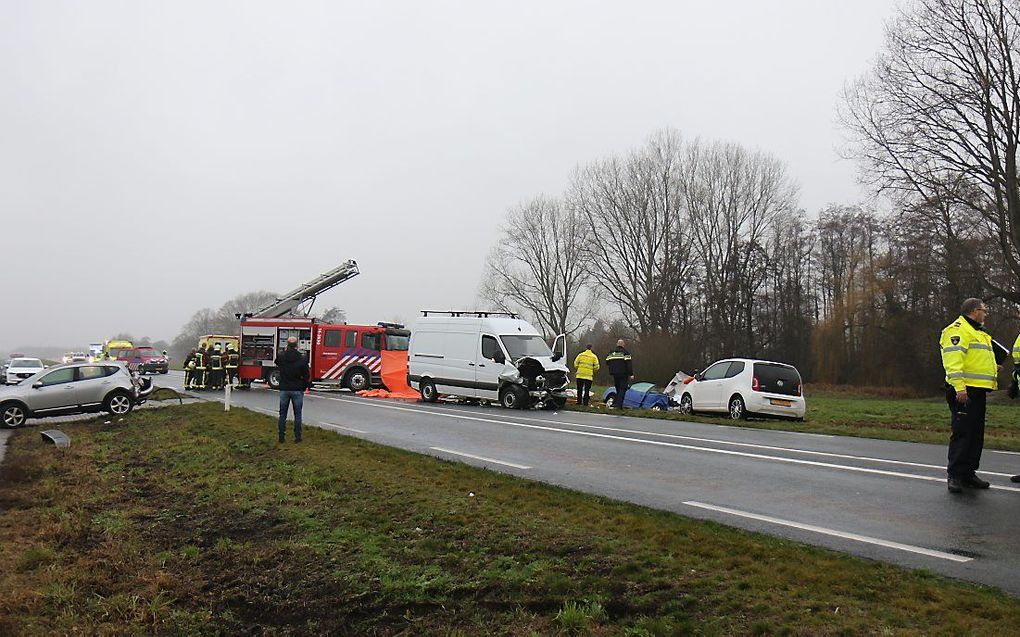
{"left": 0, "top": 362, "right": 148, "bottom": 427}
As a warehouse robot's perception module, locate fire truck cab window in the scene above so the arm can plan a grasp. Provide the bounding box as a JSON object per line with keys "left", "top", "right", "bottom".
{"left": 362, "top": 333, "right": 381, "bottom": 351}
{"left": 324, "top": 330, "right": 342, "bottom": 348}
{"left": 345, "top": 331, "right": 357, "bottom": 348}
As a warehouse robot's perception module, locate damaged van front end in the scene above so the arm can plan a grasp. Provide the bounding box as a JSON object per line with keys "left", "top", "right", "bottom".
{"left": 498, "top": 355, "right": 571, "bottom": 409}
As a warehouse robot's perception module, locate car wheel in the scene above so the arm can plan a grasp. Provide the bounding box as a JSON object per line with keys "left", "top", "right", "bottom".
{"left": 679, "top": 393, "right": 693, "bottom": 415}
{"left": 728, "top": 395, "right": 746, "bottom": 420}
{"left": 345, "top": 368, "right": 370, "bottom": 392}
{"left": 499, "top": 385, "right": 527, "bottom": 409}
{"left": 104, "top": 392, "right": 134, "bottom": 416}
{"left": 420, "top": 379, "right": 439, "bottom": 403}
{"left": 1, "top": 402, "right": 27, "bottom": 428}
{"left": 604, "top": 394, "right": 616, "bottom": 408}
{"left": 267, "top": 369, "right": 281, "bottom": 390}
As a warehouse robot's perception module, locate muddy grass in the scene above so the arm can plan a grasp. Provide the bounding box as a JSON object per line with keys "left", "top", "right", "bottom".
{"left": 1, "top": 404, "right": 1019, "bottom": 635}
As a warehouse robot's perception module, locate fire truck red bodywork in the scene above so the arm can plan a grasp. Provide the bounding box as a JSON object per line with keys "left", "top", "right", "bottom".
{"left": 239, "top": 317, "right": 410, "bottom": 390}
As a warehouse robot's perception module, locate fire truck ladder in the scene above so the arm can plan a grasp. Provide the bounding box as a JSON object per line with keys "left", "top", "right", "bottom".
{"left": 252, "top": 259, "right": 360, "bottom": 318}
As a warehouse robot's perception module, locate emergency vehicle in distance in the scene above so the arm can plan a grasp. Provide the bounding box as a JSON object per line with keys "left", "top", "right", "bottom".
{"left": 239, "top": 317, "right": 410, "bottom": 390}
{"left": 235, "top": 259, "right": 410, "bottom": 391}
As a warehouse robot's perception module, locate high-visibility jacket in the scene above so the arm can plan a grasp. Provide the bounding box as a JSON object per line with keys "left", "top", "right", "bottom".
{"left": 226, "top": 352, "right": 239, "bottom": 369}
{"left": 209, "top": 352, "right": 224, "bottom": 370}
{"left": 573, "top": 349, "right": 600, "bottom": 381}
{"left": 940, "top": 315, "right": 997, "bottom": 391}
{"left": 1013, "top": 333, "right": 1020, "bottom": 365}
{"left": 605, "top": 347, "right": 633, "bottom": 378}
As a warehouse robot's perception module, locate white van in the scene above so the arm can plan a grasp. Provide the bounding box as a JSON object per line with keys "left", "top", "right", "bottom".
{"left": 407, "top": 312, "right": 570, "bottom": 409}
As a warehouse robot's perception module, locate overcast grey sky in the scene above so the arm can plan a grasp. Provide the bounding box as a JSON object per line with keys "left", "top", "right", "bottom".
{"left": 0, "top": 1, "right": 894, "bottom": 351}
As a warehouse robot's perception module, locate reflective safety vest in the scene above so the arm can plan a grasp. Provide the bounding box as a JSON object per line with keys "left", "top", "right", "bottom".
{"left": 210, "top": 353, "right": 223, "bottom": 370}
{"left": 226, "top": 353, "right": 239, "bottom": 368}
{"left": 573, "top": 349, "right": 600, "bottom": 381}
{"left": 940, "top": 315, "right": 997, "bottom": 391}
{"left": 1013, "top": 333, "right": 1020, "bottom": 365}
{"left": 194, "top": 352, "right": 207, "bottom": 370}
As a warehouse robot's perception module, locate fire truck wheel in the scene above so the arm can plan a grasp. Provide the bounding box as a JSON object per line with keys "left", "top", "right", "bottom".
{"left": 420, "top": 379, "right": 439, "bottom": 403}
{"left": 267, "top": 369, "right": 281, "bottom": 390}
{"left": 344, "top": 369, "right": 370, "bottom": 392}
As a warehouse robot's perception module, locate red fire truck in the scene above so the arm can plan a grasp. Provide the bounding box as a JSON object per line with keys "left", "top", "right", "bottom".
{"left": 238, "top": 317, "right": 410, "bottom": 391}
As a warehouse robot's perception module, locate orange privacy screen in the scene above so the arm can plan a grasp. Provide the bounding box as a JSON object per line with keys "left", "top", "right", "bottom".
{"left": 357, "top": 349, "right": 418, "bottom": 399}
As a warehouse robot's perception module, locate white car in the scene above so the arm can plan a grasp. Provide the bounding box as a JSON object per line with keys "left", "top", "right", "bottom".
{"left": 676, "top": 358, "right": 805, "bottom": 420}
{"left": 5, "top": 358, "right": 47, "bottom": 385}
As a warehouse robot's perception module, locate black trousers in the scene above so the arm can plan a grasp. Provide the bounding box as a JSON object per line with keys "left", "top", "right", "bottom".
{"left": 946, "top": 385, "right": 987, "bottom": 478}
{"left": 576, "top": 378, "right": 592, "bottom": 405}
{"left": 613, "top": 375, "right": 629, "bottom": 408}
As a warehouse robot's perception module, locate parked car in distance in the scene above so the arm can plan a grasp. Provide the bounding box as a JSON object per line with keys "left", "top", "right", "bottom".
{"left": 0, "top": 361, "right": 152, "bottom": 427}
{"left": 62, "top": 352, "right": 88, "bottom": 363}
{"left": 5, "top": 358, "right": 46, "bottom": 385}
{"left": 677, "top": 358, "right": 805, "bottom": 420}
{"left": 121, "top": 347, "right": 170, "bottom": 374}
{"left": 602, "top": 382, "right": 673, "bottom": 410}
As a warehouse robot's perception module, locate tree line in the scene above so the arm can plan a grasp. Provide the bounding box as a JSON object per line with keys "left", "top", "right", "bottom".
{"left": 483, "top": 0, "right": 1020, "bottom": 393}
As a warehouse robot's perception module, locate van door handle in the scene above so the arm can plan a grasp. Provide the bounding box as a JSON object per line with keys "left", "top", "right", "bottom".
{"left": 468, "top": 362, "right": 475, "bottom": 366}
{"left": 478, "top": 364, "right": 485, "bottom": 367}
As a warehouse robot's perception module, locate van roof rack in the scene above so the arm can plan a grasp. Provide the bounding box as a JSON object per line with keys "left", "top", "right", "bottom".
{"left": 420, "top": 310, "right": 519, "bottom": 319}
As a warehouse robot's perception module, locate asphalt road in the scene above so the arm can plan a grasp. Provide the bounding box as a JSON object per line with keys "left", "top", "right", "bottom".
{"left": 157, "top": 371, "right": 1020, "bottom": 594}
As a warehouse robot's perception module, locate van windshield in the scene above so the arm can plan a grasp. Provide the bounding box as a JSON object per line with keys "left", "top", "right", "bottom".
{"left": 500, "top": 335, "right": 552, "bottom": 359}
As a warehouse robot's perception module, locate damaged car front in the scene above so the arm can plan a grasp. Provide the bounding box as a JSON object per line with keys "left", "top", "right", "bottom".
{"left": 497, "top": 333, "right": 570, "bottom": 409}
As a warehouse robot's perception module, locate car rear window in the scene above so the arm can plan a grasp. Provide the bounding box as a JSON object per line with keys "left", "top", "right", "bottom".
{"left": 753, "top": 363, "right": 801, "bottom": 396}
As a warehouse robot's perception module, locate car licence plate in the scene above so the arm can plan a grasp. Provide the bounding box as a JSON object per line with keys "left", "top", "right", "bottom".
{"left": 769, "top": 399, "right": 792, "bottom": 407}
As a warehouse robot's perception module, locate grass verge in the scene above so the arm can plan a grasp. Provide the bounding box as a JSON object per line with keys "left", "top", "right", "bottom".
{"left": 571, "top": 386, "right": 1020, "bottom": 451}
{"left": 1, "top": 403, "right": 1018, "bottom": 635}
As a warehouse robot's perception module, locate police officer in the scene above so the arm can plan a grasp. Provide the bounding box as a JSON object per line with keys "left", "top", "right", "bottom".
{"left": 573, "top": 344, "right": 600, "bottom": 406}
{"left": 225, "top": 344, "right": 240, "bottom": 387}
{"left": 208, "top": 343, "right": 225, "bottom": 390}
{"left": 605, "top": 339, "right": 633, "bottom": 409}
{"left": 182, "top": 348, "right": 198, "bottom": 389}
{"left": 941, "top": 298, "right": 998, "bottom": 493}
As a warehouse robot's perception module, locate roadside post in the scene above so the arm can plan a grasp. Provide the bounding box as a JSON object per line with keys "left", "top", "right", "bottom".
{"left": 225, "top": 383, "right": 231, "bottom": 411}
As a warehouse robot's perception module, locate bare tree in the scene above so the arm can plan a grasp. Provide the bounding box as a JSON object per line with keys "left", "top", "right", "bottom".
{"left": 842, "top": 0, "right": 1020, "bottom": 300}
{"left": 570, "top": 130, "right": 695, "bottom": 340}
{"left": 480, "top": 196, "right": 594, "bottom": 338}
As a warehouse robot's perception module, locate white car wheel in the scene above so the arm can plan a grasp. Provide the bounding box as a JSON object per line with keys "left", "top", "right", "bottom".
{"left": 679, "top": 393, "right": 693, "bottom": 415}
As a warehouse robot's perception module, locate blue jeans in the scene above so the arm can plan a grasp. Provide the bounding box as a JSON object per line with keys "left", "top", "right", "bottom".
{"left": 278, "top": 390, "right": 303, "bottom": 440}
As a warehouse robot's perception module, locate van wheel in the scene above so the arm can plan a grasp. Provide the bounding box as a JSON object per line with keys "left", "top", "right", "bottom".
{"left": 104, "top": 392, "right": 134, "bottom": 416}
{"left": 728, "top": 395, "right": 746, "bottom": 420}
{"left": 500, "top": 385, "right": 527, "bottom": 409}
{"left": 679, "top": 393, "right": 693, "bottom": 415}
{"left": 1, "top": 402, "right": 27, "bottom": 428}
{"left": 267, "top": 370, "right": 281, "bottom": 390}
{"left": 420, "top": 379, "right": 439, "bottom": 403}
{"left": 345, "top": 369, "right": 370, "bottom": 392}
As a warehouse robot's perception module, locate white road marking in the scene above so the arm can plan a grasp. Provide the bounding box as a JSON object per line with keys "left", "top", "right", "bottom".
{"left": 989, "top": 449, "right": 1020, "bottom": 456}
{"left": 320, "top": 422, "right": 366, "bottom": 434}
{"left": 429, "top": 447, "right": 532, "bottom": 469}
{"left": 682, "top": 501, "right": 972, "bottom": 563}
{"left": 328, "top": 397, "right": 1020, "bottom": 476}
{"left": 313, "top": 395, "right": 1020, "bottom": 492}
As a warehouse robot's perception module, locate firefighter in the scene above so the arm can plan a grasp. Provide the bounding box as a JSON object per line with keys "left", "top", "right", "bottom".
{"left": 192, "top": 346, "right": 207, "bottom": 390}
{"left": 182, "top": 348, "right": 198, "bottom": 389}
{"left": 225, "top": 344, "right": 240, "bottom": 387}
{"left": 941, "top": 298, "right": 997, "bottom": 493}
{"left": 208, "top": 343, "right": 225, "bottom": 390}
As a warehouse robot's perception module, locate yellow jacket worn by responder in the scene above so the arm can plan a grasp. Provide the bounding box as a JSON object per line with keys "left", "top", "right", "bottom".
{"left": 941, "top": 315, "right": 997, "bottom": 391}
{"left": 573, "top": 349, "right": 600, "bottom": 381}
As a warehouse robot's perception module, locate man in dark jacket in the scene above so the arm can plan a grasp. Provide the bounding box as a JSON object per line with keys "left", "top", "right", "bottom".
{"left": 275, "top": 336, "right": 310, "bottom": 443}
{"left": 605, "top": 339, "right": 634, "bottom": 409}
